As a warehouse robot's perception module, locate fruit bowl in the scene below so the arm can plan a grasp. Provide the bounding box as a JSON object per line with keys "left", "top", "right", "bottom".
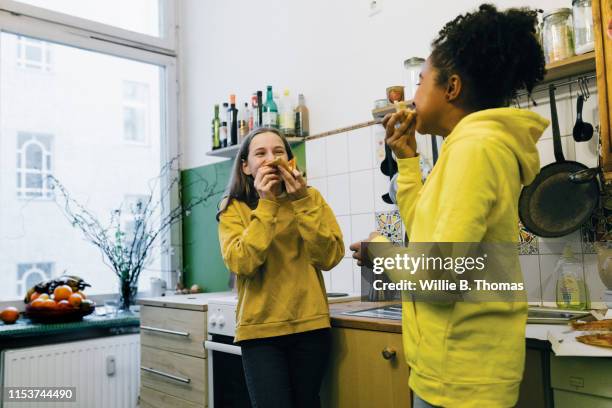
{"left": 24, "top": 303, "right": 95, "bottom": 323}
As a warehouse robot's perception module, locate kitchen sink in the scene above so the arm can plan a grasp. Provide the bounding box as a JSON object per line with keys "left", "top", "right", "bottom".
{"left": 342, "top": 304, "right": 402, "bottom": 320}
{"left": 342, "top": 305, "right": 591, "bottom": 324}
{"left": 526, "top": 307, "right": 591, "bottom": 324}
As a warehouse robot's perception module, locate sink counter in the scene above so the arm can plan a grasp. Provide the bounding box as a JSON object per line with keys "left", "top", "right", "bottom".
{"left": 329, "top": 301, "right": 401, "bottom": 333}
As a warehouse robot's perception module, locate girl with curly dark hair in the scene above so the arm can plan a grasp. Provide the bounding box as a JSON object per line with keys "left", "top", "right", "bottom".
{"left": 352, "top": 4, "right": 549, "bottom": 407}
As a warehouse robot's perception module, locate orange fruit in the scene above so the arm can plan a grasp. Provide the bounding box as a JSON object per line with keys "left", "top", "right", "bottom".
{"left": 41, "top": 299, "right": 57, "bottom": 309}
{"left": 53, "top": 285, "right": 73, "bottom": 301}
{"left": 69, "top": 293, "right": 83, "bottom": 307}
{"left": 38, "top": 293, "right": 49, "bottom": 301}
{"left": 57, "top": 300, "right": 72, "bottom": 310}
{"left": 30, "top": 298, "right": 45, "bottom": 308}
{"left": 30, "top": 292, "right": 42, "bottom": 302}
{"left": 1, "top": 307, "right": 20, "bottom": 324}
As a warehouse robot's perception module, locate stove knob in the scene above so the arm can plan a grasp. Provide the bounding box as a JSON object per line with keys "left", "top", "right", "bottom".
{"left": 217, "top": 316, "right": 226, "bottom": 328}
{"left": 209, "top": 315, "right": 218, "bottom": 328}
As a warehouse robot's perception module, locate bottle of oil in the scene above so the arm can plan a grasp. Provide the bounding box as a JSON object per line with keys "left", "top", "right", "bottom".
{"left": 555, "top": 245, "right": 588, "bottom": 310}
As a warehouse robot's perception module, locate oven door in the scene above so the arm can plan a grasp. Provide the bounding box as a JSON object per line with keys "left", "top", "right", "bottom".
{"left": 204, "top": 334, "right": 252, "bottom": 408}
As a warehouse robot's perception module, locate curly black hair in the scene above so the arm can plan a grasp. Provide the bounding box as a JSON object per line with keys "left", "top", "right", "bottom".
{"left": 430, "top": 4, "right": 545, "bottom": 110}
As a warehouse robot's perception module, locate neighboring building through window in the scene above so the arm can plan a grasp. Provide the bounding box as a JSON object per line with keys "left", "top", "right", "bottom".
{"left": 16, "top": 132, "right": 54, "bottom": 199}
{"left": 122, "top": 195, "right": 149, "bottom": 258}
{"left": 122, "top": 80, "right": 149, "bottom": 143}
{"left": 17, "top": 262, "right": 54, "bottom": 295}
{"left": 16, "top": 35, "right": 52, "bottom": 71}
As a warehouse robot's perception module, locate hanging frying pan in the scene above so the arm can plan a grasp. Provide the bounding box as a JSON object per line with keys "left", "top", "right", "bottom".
{"left": 518, "top": 85, "right": 599, "bottom": 237}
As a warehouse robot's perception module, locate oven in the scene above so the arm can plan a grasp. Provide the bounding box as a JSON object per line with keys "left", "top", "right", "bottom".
{"left": 204, "top": 297, "right": 252, "bottom": 408}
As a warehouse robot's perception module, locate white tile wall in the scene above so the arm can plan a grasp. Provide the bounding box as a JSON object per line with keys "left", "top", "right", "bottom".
{"left": 307, "top": 77, "right": 607, "bottom": 304}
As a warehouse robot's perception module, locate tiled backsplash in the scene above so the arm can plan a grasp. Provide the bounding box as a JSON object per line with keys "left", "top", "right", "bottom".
{"left": 305, "top": 74, "right": 608, "bottom": 307}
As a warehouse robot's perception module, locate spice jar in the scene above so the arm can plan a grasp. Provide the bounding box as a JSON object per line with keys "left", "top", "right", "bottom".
{"left": 572, "top": 0, "right": 594, "bottom": 54}
{"left": 543, "top": 8, "right": 575, "bottom": 63}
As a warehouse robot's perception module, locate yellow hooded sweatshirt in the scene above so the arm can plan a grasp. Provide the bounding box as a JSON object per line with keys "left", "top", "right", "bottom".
{"left": 392, "top": 108, "right": 548, "bottom": 407}
{"left": 218, "top": 187, "right": 344, "bottom": 343}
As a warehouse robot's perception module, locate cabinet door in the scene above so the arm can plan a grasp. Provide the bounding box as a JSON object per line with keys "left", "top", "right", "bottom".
{"left": 321, "top": 328, "right": 411, "bottom": 408}
{"left": 595, "top": 0, "right": 612, "bottom": 173}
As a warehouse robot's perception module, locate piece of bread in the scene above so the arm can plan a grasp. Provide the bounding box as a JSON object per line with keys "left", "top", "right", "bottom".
{"left": 265, "top": 157, "right": 296, "bottom": 172}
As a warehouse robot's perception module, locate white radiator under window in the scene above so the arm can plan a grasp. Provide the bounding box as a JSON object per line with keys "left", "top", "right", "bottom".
{"left": 1, "top": 334, "right": 140, "bottom": 408}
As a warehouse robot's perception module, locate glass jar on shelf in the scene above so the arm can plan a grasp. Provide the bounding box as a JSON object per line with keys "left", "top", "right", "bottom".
{"left": 572, "top": 0, "right": 595, "bottom": 54}
{"left": 542, "top": 8, "right": 575, "bottom": 64}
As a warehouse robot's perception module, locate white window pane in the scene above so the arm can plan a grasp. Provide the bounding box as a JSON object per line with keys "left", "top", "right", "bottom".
{"left": 1, "top": 32, "right": 163, "bottom": 301}
{"left": 25, "top": 45, "right": 42, "bottom": 62}
{"left": 25, "top": 143, "right": 43, "bottom": 168}
{"left": 16, "top": 0, "right": 161, "bottom": 37}
{"left": 123, "top": 106, "right": 146, "bottom": 141}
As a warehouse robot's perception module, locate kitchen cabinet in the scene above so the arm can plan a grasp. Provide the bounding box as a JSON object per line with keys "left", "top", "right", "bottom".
{"left": 595, "top": 0, "right": 612, "bottom": 177}
{"left": 321, "top": 327, "right": 411, "bottom": 408}
{"left": 138, "top": 295, "right": 209, "bottom": 408}
{"left": 550, "top": 354, "right": 612, "bottom": 407}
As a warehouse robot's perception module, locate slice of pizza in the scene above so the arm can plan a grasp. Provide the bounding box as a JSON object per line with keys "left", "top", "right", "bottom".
{"left": 575, "top": 333, "right": 612, "bottom": 349}
{"left": 265, "top": 157, "right": 297, "bottom": 172}
{"left": 571, "top": 320, "right": 612, "bottom": 332}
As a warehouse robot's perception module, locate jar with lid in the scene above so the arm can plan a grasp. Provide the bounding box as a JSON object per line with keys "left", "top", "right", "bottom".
{"left": 572, "top": 0, "right": 594, "bottom": 54}
{"left": 542, "top": 8, "right": 575, "bottom": 63}
{"left": 403, "top": 57, "right": 425, "bottom": 101}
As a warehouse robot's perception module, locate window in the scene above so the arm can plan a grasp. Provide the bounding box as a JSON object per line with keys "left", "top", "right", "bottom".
{"left": 0, "top": 25, "right": 176, "bottom": 303}
{"left": 16, "top": 35, "right": 52, "bottom": 71}
{"left": 12, "top": 0, "right": 163, "bottom": 38}
{"left": 16, "top": 132, "right": 54, "bottom": 199}
{"left": 122, "top": 81, "right": 150, "bottom": 143}
{"left": 17, "top": 262, "right": 54, "bottom": 295}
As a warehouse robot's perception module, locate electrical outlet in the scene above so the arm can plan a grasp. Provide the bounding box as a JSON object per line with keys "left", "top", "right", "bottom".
{"left": 369, "top": 0, "right": 383, "bottom": 17}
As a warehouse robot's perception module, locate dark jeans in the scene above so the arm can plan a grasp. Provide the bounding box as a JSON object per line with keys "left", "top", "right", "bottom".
{"left": 240, "top": 328, "right": 331, "bottom": 408}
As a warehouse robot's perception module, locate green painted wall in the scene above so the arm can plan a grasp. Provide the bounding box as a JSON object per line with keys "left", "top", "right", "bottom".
{"left": 181, "top": 142, "right": 305, "bottom": 292}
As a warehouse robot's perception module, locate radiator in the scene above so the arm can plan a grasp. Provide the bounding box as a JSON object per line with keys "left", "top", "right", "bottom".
{"left": 1, "top": 334, "right": 140, "bottom": 408}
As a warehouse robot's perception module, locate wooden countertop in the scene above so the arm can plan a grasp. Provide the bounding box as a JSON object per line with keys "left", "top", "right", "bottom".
{"left": 329, "top": 300, "right": 402, "bottom": 333}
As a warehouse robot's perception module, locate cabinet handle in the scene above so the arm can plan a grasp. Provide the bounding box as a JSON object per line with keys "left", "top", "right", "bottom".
{"left": 140, "top": 366, "right": 191, "bottom": 384}
{"left": 381, "top": 347, "right": 396, "bottom": 360}
{"left": 140, "top": 325, "right": 190, "bottom": 337}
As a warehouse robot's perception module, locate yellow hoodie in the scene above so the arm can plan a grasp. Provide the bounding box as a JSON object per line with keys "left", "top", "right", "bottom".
{"left": 218, "top": 187, "right": 344, "bottom": 342}
{"left": 393, "top": 108, "right": 548, "bottom": 407}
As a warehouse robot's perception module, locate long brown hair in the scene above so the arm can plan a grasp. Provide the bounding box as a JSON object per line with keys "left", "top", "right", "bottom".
{"left": 216, "top": 127, "right": 296, "bottom": 220}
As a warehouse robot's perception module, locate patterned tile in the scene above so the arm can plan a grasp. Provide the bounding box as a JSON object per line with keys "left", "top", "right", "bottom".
{"left": 581, "top": 206, "right": 612, "bottom": 254}
{"left": 375, "top": 210, "right": 404, "bottom": 245}
{"left": 518, "top": 220, "right": 539, "bottom": 255}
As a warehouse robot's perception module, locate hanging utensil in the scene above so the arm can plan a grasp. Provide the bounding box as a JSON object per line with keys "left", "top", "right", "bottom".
{"left": 518, "top": 84, "right": 599, "bottom": 237}
{"left": 572, "top": 94, "right": 594, "bottom": 142}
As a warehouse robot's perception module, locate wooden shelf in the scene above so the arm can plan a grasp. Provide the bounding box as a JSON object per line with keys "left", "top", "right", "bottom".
{"left": 206, "top": 137, "right": 305, "bottom": 159}
{"left": 542, "top": 52, "right": 596, "bottom": 83}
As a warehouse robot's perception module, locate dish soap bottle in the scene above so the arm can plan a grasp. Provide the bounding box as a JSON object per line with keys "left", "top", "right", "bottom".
{"left": 555, "top": 245, "right": 588, "bottom": 310}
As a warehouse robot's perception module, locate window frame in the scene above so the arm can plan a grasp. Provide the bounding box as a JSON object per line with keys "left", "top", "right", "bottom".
{"left": 0, "top": 0, "right": 176, "bottom": 54}
{"left": 0, "top": 7, "right": 181, "bottom": 308}
{"left": 16, "top": 35, "right": 52, "bottom": 71}
{"left": 16, "top": 132, "right": 54, "bottom": 200}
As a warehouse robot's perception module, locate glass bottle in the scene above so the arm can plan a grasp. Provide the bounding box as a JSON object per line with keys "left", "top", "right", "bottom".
{"left": 280, "top": 89, "right": 295, "bottom": 136}
{"left": 211, "top": 104, "right": 221, "bottom": 150}
{"left": 555, "top": 246, "right": 588, "bottom": 310}
{"left": 262, "top": 85, "right": 278, "bottom": 128}
{"left": 294, "top": 94, "right": 309, "bottom": 138}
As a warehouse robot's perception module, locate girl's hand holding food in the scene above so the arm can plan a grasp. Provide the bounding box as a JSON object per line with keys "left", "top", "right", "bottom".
{"left": 279, "top": 166, "right": 308, "bottom": 201}
{"left": 254, "top": 165, "right": 281, "bottom": 201}
{"left": 383, "top": 110, "right": 417, "bottom": 159}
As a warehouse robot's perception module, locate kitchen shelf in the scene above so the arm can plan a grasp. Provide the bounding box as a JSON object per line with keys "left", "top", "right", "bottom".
{"left": 542, "top": 52, "right": 596, "bottom": 83}
{"left": 206, "top": 137, "right": 305, "bottom": 159}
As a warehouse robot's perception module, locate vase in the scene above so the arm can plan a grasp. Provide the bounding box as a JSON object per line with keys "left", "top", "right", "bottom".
{"left": 118, "top": 278, "right": 138, "bottom": 312}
